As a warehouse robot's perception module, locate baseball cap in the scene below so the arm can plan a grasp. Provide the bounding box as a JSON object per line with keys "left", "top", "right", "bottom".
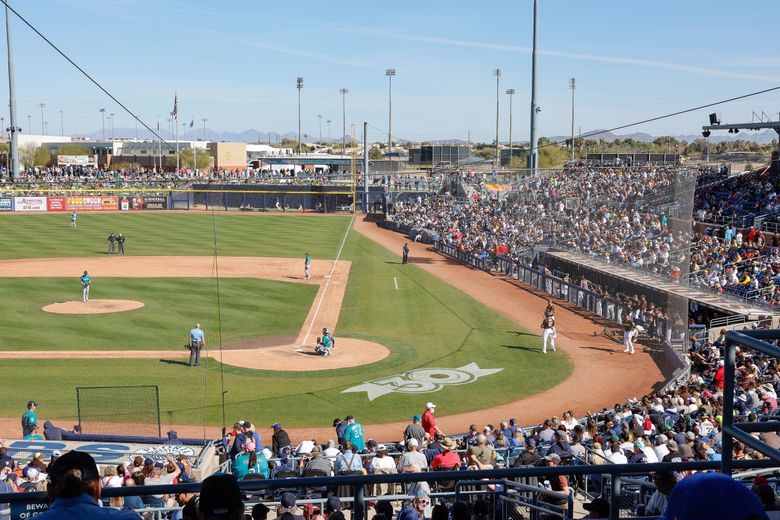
{"left": 23, "top": 467, "right": 39, "bottom": 479}
{"left": 425, "top": 402, "right": 436, "bottom": 409}
{"left": 377, "top": 444, "right": 387, "bottom": 451}
{"left": 544, "top": 453, "right": 561, "bottom": 464}
{"left": 272, "top": 423, "right": 281, "bottom": 430}
{"left": 414, "top": 489, "right": 430, "bottom": 498}
{"left": 667, "top": 440, "right": 679, "bottom": 451}
{"left": 325, "top": 496, "right": 342, "bottom": 513}
{"left": 47, "top": 450, "right": 100, "bottom": 485}
{"left": 144, "top": 458, "right": 154, "bottom": 466}
{"left": 663, "top": 472, "right": 768, "bottom": 520}
{"left": 583, "top": 498, "right": 609, "bottom": 516}
{"left": 198, "top": 473, "right": 243, "bottom": 516}
{"left": 411, "top": 415, "right": 421, "bottom": 421}
{"left": 685, "top": 431, "right": 696, "bottom": 441}
{"left": 509, "top": 418, "right": 516, "bottom": 424}
{"left": 345, "top": 415, "right": 354, "bottom": 421}
{"left": 27, "top": 401, "right": 38, "bottom": 408}
{"left": 280, "top": 492, "right": 297, "bottom": 509}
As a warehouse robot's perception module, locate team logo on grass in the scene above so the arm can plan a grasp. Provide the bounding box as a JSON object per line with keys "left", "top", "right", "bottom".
{"left": 342, "top": 363, "right": 503, "bottom": 401}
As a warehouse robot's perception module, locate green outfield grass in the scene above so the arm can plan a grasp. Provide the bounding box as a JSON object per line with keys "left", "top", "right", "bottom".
{"left": 0, "top": 213, "right": 572, "bottom": 428}
{"left": 0, "top": 213, "right": 347, "bottom": 259}
{"left": 0, "top": 278, "right": 316, "bottom": 350}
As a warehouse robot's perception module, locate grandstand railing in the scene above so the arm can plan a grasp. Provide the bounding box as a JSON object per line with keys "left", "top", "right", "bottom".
{"left": 1, "top": 461, "right": 774, "bottom": 520}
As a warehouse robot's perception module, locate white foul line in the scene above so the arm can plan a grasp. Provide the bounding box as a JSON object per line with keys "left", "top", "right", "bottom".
{"left": 300, "top": 214, "right": 355, "bottom": 347}
{"left": 394, "top": 277, "right": 399, "bottom": 290}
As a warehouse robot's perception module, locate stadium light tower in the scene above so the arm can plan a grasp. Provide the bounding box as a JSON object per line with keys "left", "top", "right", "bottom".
{"left": 386, "top": 68, "right": 396, "bottom": 157}
{"left": 201, "top": 118, "right": 207, "bottom": 140}
{"left": 506, "top": 88, "right": 515, "bottom": 166}
{"left": 296, "top": 76, "right": 304, "bottom": 155}
{"left": 339, "top": 88, "right": 349, "bottom": 155}
{"left": 326, "top": 119, "right": 331, "bottom": 140}
{"left": 492, "top": 69, "right": 501, "bottom": 170}
{"left": 39, "top": 103, "right": 45, "bottom": 135}
{"left": 99, "top": 108, "right": 106, "bottom": 139}
{"left": 317, "top": 114, "right": 322, "bottom": 143}
{"left": 528, "top": 0, "right": 540, "bottom": 175}
{"left": 569, "top": 77, "right": 576, "bottom": 162}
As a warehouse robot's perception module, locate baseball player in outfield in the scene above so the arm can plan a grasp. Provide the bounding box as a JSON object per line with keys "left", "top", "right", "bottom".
{"left": 304, "top": 252, "right": 311, "bottom": 280}
{"left": 69, "top": 211, "right": 77, "bottom": 228}
{"left": 80, "top": 270, "right": 92, "bottom": 302}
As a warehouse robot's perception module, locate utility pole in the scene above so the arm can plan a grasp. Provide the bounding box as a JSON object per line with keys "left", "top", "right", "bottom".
{"left": 528, "top": 0, "right": 540, "bottom": 175}
{"left": 326, "top": 119, "right": 332, "bottom": 140}
{"left": 506, "top": 89, "right": 515, "bottom": 167}
{"left": 317, "top": 114, "right": 322, "bottom": 143}
{"left": 569, "top": 77, "right": 576, "bottom": 162}
{"left": 5, "top": 0, "right": 20, "bottom": 178}
{"left": 296, "top": 76, "right": 303, "bottom": 155}
{"left": 386, "top": 68, "right": 396, "bottom": 158}
{"left": 363, "top": 121, "right": 369, "bottom": 212}
{"left": 339, "top": 88, "right": 348, "bottom": 156}
{"left": 492, "top": 69, "right": 501, "bottom": 171}
{"left": 39, "top": 103, "right": 45, "bottom": 135}
{"left": 100, "top": 108, "right": 106, "bottom": 139}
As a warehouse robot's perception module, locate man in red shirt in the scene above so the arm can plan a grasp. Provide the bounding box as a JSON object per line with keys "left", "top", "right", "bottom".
{"left": 714, "top": 360, "right": 725, "bottom": 390}
{"left": 422, "top": 402, "right": 443, "bottom": 437}
{"left": 431, "top": 438, "right": 461, "bottom": 470}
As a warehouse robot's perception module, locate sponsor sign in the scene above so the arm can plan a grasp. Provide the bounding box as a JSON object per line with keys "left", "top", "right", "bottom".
{"left": 58, "top": 154, "right": 97, "bottom": 167}
{"left": 6, "top": 439, "right": 196, "bottom": 465}
{"left": 130, "top": 196, "right": 145, "bottom": 211}
{"left": 343, "top": 363, "right": 503, "bottom": 401}
{"left": 13, "top": 197, "right": 47, "bottom": 212}
{"left": 47, "top": 196, "right": 68, "bottom": 211}
{"left": 0, "top": 197, "right": 12, "bottom": 211}
{"left": 120, "top": 196, "right": 130, "bottom": 211}
{"left": 10, "top": 496, "right": 48, "bottom": 519}
{"left": 144, "top": 195, "right": 167, "bottom": 209}
{"left": 66, "top": 195, "right": 119, "bottom": 212}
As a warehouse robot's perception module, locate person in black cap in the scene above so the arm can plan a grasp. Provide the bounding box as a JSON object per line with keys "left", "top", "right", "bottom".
{"left": 21, "top": 401, "right": 38, "bottom": 438}
{"left": 276, "top": 492, "right": 305, "bottom": 520}
{"left": 251, "top": 502, "right": 270, "bottom": 520}
{"left": 583, "top": 497, "right": 609, "bottom": 518}
{"left": 198, "top": 473, "right": 244, "bottom": 520}
{"left": 36, "top": 450, "right": 141, "bottom": 519}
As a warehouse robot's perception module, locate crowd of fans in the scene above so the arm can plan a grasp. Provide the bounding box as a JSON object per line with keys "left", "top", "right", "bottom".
{"left": 392, "top": 164, "right": 780, "bottom": 308}
{"left": 694, "top": 165, "right": 780, "bottom": 225}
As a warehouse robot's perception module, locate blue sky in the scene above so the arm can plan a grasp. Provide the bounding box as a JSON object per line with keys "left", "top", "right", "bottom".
{"left": 3, "top": 0, "right": 779, "bottom": 142}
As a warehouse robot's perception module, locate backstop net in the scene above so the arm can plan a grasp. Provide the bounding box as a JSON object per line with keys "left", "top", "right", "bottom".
{"left": 76, "top": 385, "right": 161, "bottom": 437}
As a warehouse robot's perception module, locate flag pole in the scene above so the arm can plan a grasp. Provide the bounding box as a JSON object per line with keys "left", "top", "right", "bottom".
{"left": 157, "top": 114, "right": 162, "bottom": 172}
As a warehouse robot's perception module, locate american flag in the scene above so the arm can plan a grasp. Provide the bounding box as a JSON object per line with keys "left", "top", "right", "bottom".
{"left": 170, "top": 94, "right": 178, "bottom": 119}
{"left": 190, "top": 116, "right": 194, "bottom": 128}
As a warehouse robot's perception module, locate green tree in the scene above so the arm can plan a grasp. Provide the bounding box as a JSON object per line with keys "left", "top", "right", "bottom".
{"left": 19, "top": 143, "right": 36, "bottom": 169}
{"left": 369, "top": 147, "right": 384, "bottom": 160}
{"left": 33, "top": 146, "right": 51, "bottom": 167}
{"left": 180, "top": 148, "right": 213, "bottom": 170}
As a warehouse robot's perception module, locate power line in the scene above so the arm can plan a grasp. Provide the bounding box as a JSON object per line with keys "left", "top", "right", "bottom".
{"left": 1, "top": 0, "right": 182, "bottom": 156}
{"left": 539, "top": 84, "right": 780, "bottom": 150}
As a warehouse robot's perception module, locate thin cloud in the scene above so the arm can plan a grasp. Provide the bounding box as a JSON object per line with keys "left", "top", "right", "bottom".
{"left": 342, "top": 28, "right": 780, "bottom": 83}
{"left": 237, "top": 39, "right": 383, "bottom": 72}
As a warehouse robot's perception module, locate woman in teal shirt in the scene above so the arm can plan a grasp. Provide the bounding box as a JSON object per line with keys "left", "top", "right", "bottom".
{"left": 233, "top": 450, "right": 269, "bottom": 480}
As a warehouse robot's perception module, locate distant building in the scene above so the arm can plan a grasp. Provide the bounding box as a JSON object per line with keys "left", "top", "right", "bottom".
{"left": 408, "top": 145, "right": 469, "bottom": 167}
{"left": 208, "top": 142, "right": 247, "bottom": 171}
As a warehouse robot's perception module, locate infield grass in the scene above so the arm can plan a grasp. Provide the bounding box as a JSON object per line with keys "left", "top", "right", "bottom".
{"left": 0, "top": 213, "right": 572, "bottom": 427}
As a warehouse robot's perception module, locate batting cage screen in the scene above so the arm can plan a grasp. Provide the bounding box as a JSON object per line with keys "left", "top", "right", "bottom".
{"left": 76, "top": 385, "right": 161, "bottom": 437}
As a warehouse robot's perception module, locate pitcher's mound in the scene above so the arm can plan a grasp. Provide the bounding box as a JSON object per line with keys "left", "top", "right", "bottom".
{"left": 42, "top": 300, "right": 145, "bottom": 315}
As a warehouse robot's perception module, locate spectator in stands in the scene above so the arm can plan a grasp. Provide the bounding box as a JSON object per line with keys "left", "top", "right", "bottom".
{"left": 404, "top": 415, "right": 425, "bottom": 445}
{"left": 300, "top": 445, "right": 331, "bottom": 476}
{"left": 466, "top": 434, "right": 496, "bottom": 469}
{"left": 549, "top": 430, "right": 573, "bottom": 460}
{"left": 583, "top": 497, "right": 610, "bottom": 518}
{"left": 198, "top": 473, "right": 245, "bottom": 520}
{"left": 143, "top": 456, "right": 181, "bottom": 508}
{"left": 512, "top": 439, "right": 540, "bottom": 467}
{"left": 36, "top": 450, "right": 141, "bottom": 519}
{"left": 663, "top": 472, "right": 768, "bottom": 520}
{"left": 233, "top": 446, "right": 269, "bottom": 480}
{"left": 422, "top": 403, "right": 443, "bottom": 437}
{"left": 271, "top": 423, "right": 291, "bottom": 456}
{"left": 43, "top": 420, "right": 69, "bottom": 441}
{"left": 276, "top": 492, "right": 305, "bottom": 520}
{"left": 645, "top": 471, "right": 677, "bottom": 517}
{"left": 343, "top": 415, "right": 365, "bottom": 452}
{"left": 120, "top": 477, "right": 144, "bottom": 513}
{"left": 540, "top": 453, "right": 569, "bottom": 510}
{"left": 606, "top": 442, "right": 628, "bottom": 464}
{"left": 431, "top": 437, "right": 461, "bottom": 471}
{"left": 334, "top": 441, "right": 364, "bottom": 475}
{"left": 397, "top": 438, "right": 428, "bottom": 471}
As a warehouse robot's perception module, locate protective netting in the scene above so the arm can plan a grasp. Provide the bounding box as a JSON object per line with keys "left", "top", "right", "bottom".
{"left": 76, "top": 385, "right": 160, "bottom": 437}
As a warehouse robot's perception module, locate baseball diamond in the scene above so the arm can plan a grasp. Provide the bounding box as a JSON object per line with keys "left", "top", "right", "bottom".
{"left": 0, "top": 211, "right": 663, "bottom": 439}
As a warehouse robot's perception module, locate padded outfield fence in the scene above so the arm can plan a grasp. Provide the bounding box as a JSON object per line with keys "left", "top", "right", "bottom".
{"left": 0, "top": 184, "right": 389, "bottom": 213}
{"left": 76, "top": 385, "right": 161, "bottom": 437}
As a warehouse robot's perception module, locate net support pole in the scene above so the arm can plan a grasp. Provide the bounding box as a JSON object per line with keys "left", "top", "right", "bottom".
{"left": 363, "top": 121, "right": 369, "bottom": 213}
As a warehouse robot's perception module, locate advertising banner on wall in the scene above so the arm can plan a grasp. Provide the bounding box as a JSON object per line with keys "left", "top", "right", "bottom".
{"left": 129, "top": 196, "right": 145, "bottom": 210}
{"left": 0, "top": 197, "right": 12, "bottom": 211}
{"left": 47, "top": 196, "right": 68, "bottom": 211}
{"left": 144, "top": 195, "right": 167, "bottom": 209}
{"left": 66, "top": 195, "right": 119, "bottom": 211}
{"left": 13, "top": 196, "right": 47, "bottom": 212}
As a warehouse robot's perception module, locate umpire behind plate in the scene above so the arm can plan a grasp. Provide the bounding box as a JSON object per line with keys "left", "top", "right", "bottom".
{"left": 187, "top": 323, "right": 205, "bottom": 367}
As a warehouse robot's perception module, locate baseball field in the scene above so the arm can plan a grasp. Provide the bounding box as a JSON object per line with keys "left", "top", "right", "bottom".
{"left": 0, "top": 211, "right": 583, "bottom": 435}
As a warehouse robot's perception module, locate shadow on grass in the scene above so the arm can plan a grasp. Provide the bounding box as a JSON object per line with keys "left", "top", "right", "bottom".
{"left": 159, "top": 359, "right": 191, "bottom": 367}
{"left": 502, "top": 344, "right": 540, "bottom": 353}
